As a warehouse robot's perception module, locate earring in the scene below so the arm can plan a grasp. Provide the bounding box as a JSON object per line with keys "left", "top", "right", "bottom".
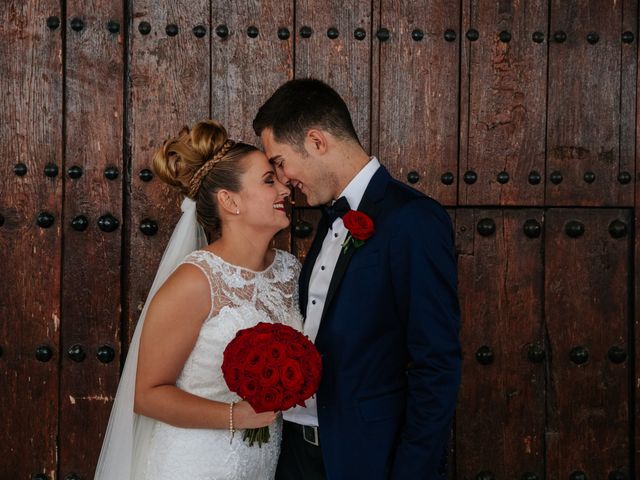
{"left": 236, "top": 208, "right": 240, "bottom": 215}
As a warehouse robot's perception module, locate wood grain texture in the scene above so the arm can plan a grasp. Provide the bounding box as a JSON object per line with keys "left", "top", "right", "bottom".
{"left": 635, "top": 2, "right": 640, "bottom": 469}
{"left": 378, "top": 0, "right": 460, "bottom": 206}
{"left": 211, "top": 1, "right": 293, "bottom": 144}
{"left": 0, "top": 1, "right": 62, "bottom": 478}
{"left": 294, "top": 0, "right": 372, "bottom": 206}
{"left": 211, "top": 0, "right": 294, "bottom": 254}
{"left": 60, "top": 1, "right": 124, "bottom": 478}
{"left": 545, "top": 209, "right": 630, "bottom": 479}
{"left": 620, "top": 0, "right": 637, "bottom": 195}
{"left": 455, "top": 209, "right": 545, "bottom": 479}
{"left": 546, "top": 1, "right": 632, "bottom": 206}
{"left": 127, "top": 0, "right": 210, "bottom": 343}
{"left": 460, "top": 0, "right": 547, "bottom": 206}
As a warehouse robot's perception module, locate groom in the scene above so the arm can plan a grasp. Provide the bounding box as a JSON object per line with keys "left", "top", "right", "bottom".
{"left": 254, "top": 79, "right": 461, "bottom": 479}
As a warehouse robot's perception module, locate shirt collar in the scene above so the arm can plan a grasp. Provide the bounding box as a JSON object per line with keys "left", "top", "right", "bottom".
{"left": 337, "top": 157, "right": 381, "bottom": 211}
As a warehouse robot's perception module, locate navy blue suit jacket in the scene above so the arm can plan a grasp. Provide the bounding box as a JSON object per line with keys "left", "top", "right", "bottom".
{"left": 299, "top": 166, "right": 461, "bottom": 479}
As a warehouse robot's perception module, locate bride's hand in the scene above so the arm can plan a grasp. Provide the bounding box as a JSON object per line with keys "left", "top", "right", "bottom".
{"left": 232, "top": 401, "right": 277, "bottom": 429}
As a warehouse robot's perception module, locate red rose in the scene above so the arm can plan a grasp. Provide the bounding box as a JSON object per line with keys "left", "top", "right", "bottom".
{"left": 274, "top": 327, "right": 297, "bottom": 342}
{"left": 245, "top": 346, "right": 267, "bottom": 373}
{"left": 259, "top": 365, "right": 281, "bottom": 387}
{"left": 253, "top": 322, "right": 275, "bottom": 333}
{"left": 281, "top": 359, "right": 305, "bottom": 391}
{"left": 249, "top": 332, "right": 275, "bottom": 346}
{"left": 251, "top": 387, "right": 284, "bottom": 413}
{"left": 285, "top": 341, "right": 305, "bottom": 358}
{"left": 223, "top": 339, "right": 244, "bottom": 364}
{"left": 342, "top": 210, "right": 374, "bottom": 241}
{"left": 222, "top": 365, "right": 242, "bottom": 391}
{"left": 279, "top": 391, "right": 298, "bottom": 411}
{"left": 301, "top": 356, "right": 322, "bottom": 381}
{"left": 266, "top": 342, "right": 287, "bottom": 365}
{"left": 237, "top": 376, "right": 259, "bottom": 398}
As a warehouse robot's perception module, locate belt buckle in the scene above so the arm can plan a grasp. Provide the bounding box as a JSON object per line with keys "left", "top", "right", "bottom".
{"left": 302, "top": 425, "right": 319, "bottom": 446}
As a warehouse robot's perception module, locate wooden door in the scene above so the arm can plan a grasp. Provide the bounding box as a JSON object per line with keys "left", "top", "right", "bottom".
{"left": 1, "top": 1, "right": 638, "bottom": 478}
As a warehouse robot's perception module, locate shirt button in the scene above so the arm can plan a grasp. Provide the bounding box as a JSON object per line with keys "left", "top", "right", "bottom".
{"left": 321, "top": 266, "right": 325, "bottom": 270}
{"left": 334, "top": 233, "right": 338, "bottom": 238}
{"left": 312, "top": 300, "right": 316, "bottom": 305}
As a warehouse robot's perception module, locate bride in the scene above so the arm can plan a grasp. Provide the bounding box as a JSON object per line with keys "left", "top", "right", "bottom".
{"left": 95, "top": 120, "right": 303, "bottom": 479}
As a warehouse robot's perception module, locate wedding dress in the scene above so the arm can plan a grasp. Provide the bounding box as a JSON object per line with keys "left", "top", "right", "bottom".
{"left": 95, "top": 197, "right": 303, "bottom": 480}
{"left": 142, "top": 249, "right": 303, "bottom": 479}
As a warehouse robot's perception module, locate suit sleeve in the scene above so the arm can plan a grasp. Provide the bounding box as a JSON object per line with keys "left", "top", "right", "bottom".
{"left": 389, "top": 198, "right": 462, "bottom": 479}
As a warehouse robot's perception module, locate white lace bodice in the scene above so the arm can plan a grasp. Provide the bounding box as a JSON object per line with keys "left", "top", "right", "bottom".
{"left": 143, "top": 248, "right": 303, "bottom": 480}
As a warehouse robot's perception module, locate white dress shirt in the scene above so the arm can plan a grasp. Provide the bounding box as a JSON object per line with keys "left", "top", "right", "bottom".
{"left": 284, "top": 157, "right": 381, "bottom": 427}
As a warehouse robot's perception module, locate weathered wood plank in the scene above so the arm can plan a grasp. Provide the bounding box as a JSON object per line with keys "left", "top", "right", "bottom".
{"left": 634, "top": 0, "right": 640, "bottom": 469}
{"left": 294, "top": 0, "right": 372, "bottom": 206}
{"left": 379, "top": 0, "right": 460, "bottom": 206}
{"left": 545, "top": 209, "right": 630, "bottom": 479}
{"left": 0, "top": 2, "right": 62, "bottom": 477}
{"left": 127, "top": 0, "right": 210, "bottom": 344}
{"left": 60, "top": 1, "right": 124, "bottom": 478}
{"left": 460, "top": 0, "right": 547, "bottom": 206}
{"left": 211, "top": 1, "right": 293, "bottom": 144}
{"left": 546, "top": 1, "right": 632, "bottom": 206}
{"left": 211, "top": 0, "right": 294, "bottom": 253}
{"left": 455, "top": 208, "right": 545, "bottom": 479}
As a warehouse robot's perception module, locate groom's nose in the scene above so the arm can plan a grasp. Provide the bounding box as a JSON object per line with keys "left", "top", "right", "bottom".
{"left": 275, "top": 169, "right": 290, "bottom": 187}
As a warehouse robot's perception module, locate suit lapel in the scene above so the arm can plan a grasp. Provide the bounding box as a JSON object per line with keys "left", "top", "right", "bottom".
{"left": 299, "top": 214, "right": 330, "bottom": 315}
{"left": 319, "top": 167, "right": 389, "bottom": 321}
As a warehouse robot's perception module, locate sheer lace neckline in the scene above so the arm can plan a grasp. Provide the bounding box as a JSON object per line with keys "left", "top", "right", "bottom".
{"left": 196, "top": 248, "right": 280, "bottom": 275}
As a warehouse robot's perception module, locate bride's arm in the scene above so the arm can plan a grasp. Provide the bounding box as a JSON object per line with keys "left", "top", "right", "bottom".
{"left": 134, "top": 263, "right": 275, "bottom": 430}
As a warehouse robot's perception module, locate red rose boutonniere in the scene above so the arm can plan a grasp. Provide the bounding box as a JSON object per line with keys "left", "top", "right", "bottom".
{"left": 342, "top": 210, "right": 375, "bottom": 253}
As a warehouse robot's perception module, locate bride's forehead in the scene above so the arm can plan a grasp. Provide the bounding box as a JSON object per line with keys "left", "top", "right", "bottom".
{"left": 241, "top": 151, "right": 273, "bottom": 176}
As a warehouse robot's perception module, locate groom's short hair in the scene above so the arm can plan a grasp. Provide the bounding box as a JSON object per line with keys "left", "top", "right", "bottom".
{"left": 253, "top": 78, "right": 361, "bottom": 149}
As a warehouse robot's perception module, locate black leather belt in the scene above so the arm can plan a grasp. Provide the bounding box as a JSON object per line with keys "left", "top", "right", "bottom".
{"left": 284, "top": 420, "right": 320, "bottom": 447}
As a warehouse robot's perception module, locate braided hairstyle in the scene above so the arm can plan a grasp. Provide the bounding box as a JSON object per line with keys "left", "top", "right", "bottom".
{"left": 153, "top": 120, "right": 258, "bottom": 237}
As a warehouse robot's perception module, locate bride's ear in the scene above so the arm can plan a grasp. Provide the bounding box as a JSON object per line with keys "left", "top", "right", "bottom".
{"left": 217, "top": 189, "right": 241, "bottom": 215}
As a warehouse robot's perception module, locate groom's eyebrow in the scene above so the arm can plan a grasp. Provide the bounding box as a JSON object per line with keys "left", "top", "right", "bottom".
{"left": 268, "top": 155, "right": 282, "bottom": 165}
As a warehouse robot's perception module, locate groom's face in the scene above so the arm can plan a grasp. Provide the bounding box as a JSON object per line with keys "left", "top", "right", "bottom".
{"left": 261, "top": 128, "right": 333, "bottom": 206}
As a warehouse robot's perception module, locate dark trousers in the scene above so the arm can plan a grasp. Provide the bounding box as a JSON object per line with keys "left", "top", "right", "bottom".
{"left": 276, "top": 421, "right": 326, "bottom": 480}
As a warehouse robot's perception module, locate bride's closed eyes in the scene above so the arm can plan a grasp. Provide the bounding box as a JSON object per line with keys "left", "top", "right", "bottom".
{"left": 263, "top": 172, "right": 276, "bottom": 184}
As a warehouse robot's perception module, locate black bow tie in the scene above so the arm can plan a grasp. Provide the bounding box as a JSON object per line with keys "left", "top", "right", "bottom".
{"left": 322, "top": 196, "right": 350, "bottom": 224}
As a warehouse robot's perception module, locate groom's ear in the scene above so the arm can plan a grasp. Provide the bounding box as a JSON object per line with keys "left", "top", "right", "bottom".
{"left": 304, "top": 129, "right": 328, "bottom": 155}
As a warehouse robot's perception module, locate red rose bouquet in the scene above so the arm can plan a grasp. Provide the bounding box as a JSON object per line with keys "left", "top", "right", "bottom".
{"left": 222, "top": 322, "right": 322, "bottom": 446}
{"left": 342, "top": 210, "right": 375, "bottom": 253}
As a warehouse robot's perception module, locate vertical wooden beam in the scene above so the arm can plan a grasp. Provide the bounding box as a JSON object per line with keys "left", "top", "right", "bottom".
{"left": 546, "top": 1, "right": 632, "bottom": 206}
{"left": 0, "top": 2, "right": 63, "bottom": 477}
{"left": 456, "top": 208, "right": 545, "bottom": 478}
{"left": 60, "top": 1, "right": 124, "bottom": 477}
{"left": 210, "top": 0, "right": 294, "bottom": 252}
{"left": 211, "top": 1, "right": 293, "bottom": 142}
{"left": 545, "top": 209, "right": 631, "bottom": 478}
{"left": 460, "top": 0, "right": 547, "bottom": 206}
{"left": 294, "top": 0, "right": 372, "bottom": 207}
{"left": 127, "top": 0, "right": 210, "bottom": 343}
{"left": 379, "top": 0, "right": 460, "bottom": 206}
